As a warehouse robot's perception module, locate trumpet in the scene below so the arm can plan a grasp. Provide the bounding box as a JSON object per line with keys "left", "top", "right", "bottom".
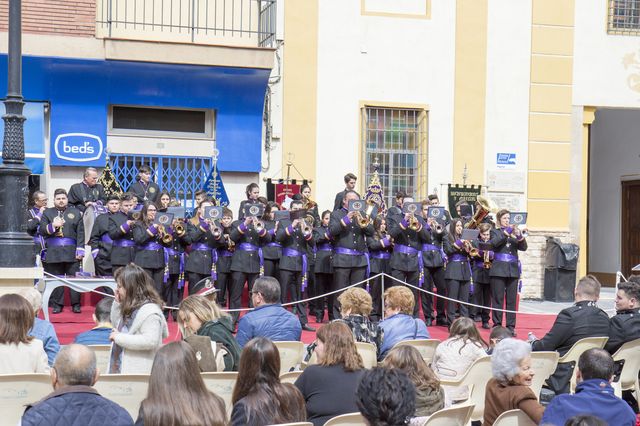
{"left": 409, "top": 214, "right": 421, "bottom": 231}
{"left": 157, "top": 225, "right": 174, "bottom": 244}
{"left": 483, "top": 249, "right": 492, "bottom": 269}
{"left": 355, "top": 202, "right": 376, "bottom": 228}
{"left": 224, "top": 234, "right": 236, "bottom": 252}
{"left": 300, "top": 220, "right": 312, "bottom": 237}
{"left": 254, "top": 219, "right": 265, "bottom": 233}
{"left": 55, "top": 211, "right": 65, "bottom": 237}
{"left": 174, "top": 220, "right": 186, "bottom": 237}
{"left": 211, "top": 223, "right": 223, "bottom": 238}
{"left": 512, "top": 225, "right": 528, "bottom": 239}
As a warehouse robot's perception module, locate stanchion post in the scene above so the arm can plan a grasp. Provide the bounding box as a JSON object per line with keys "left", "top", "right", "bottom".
{"left": 381, "top": 273, "right": 386, "bottom": 320}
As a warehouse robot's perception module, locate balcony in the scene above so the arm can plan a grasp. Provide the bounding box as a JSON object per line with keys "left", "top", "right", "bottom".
{"left": 96, "top": 0, "right": 277, "bottom": 48}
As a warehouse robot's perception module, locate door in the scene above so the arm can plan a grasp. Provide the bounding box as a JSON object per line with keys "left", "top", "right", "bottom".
{"left": 621, "top": 180, "right": 640, "bottom": 276}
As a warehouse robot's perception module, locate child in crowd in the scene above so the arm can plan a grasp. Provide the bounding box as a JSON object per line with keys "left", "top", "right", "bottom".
{"left": 75, "top": 297, "right": 114, "bottom": 345}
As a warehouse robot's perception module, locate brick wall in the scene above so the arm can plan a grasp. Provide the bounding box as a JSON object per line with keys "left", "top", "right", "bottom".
{"left": 521, "top": 229, "right": 575, "bottom": 299}
{"left": 0, "top": 0, "right": 95, "bottom": 37}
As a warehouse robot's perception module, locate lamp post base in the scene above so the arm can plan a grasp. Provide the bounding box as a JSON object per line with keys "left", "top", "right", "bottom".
{"left": 0, "top": 163, "right": 35, "bottom": 268}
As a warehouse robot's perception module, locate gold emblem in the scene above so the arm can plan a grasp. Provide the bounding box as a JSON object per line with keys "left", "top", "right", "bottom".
{"left": 67, "top": 213, "right": 75, "bottom": 219}
{"left": 149, "top": 187, "right": 156, "bottom": 193}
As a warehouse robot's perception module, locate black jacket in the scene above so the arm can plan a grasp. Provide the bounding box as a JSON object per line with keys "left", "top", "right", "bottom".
{"left": 262, "top": 220, "right": 281, "bottom": 261}
{"left": 40, "top": 206, "right": 85, "bottom": 264}
{"left": 313, "top": 225, "right": 333, "bottom": 274}
{"left": 67, "top": 182, "right": 105, "bottom": 213}
{"left": 388, "top": 216, "right": 430, "bottom": 272}
{"left": 229, "top": 220, "right": 271, "bottom": 274}
{"left": 422, "top": 229, "right": 446, "bottom": 268}
{"left": 489, "top": 227, "right": 527, "bottom": 278}
{"left": 367, "top": 234, "right": 392, "bottom": 274}
{"left": 129, "top": 181, "right": 160, "bottom": 204}
{"left": 276, "top": 220, "right": 315, "bottom": 272}
{"left": 184, "top": 219, "right": 222, "bottom": 275}
{"left": 605, "top": 308, "right": 640, "bottom": 354}
{"left": 132, "top": 222, "right": 166, "bottom": 269}
{"left": 89, "top": 212, "right": 114, "bottom": 273}
{"left": 107, "top": 211, "right": 136, "bottom": 267}
{"left": 328, "top": 208, "right": 373, "bottom": 268}
{"left": 443, "top": 236, "right": 471, "bottom": 281}
{"left": 531, "top": 300, "right": 610, "bottom": 356}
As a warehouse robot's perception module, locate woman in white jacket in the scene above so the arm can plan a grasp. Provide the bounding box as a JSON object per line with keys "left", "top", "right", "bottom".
{"left": 108, "top": 263, "right": 168, "bottom": 374}
{"left": 431, "top": 317, "right": 488, "bottom": 404}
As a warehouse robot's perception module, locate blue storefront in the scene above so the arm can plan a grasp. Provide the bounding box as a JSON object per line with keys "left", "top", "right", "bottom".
{"left": 0, "top": 54, "right": 270, "bottom": 205}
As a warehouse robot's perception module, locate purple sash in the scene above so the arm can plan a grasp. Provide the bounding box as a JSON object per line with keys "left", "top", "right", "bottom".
{"left": 112, "top": 239, "right": 136, "bottom": 248}
{"left": 334, "top": 247, "right": 370, "bottom": 290}
{"left": 282, "top": 248, "right": 309, "bottom": 291}
{"left": 46, "top": 237, "right": 76, "bottom": 247}
{"left": 394, "top": 244, "right": 425, "bottom": 287}
{"left": 317, "top": 243, "right": 332, "bottom": 252}
{"left": 164, "top": 247, "right": 186, "bottom": 288}
{"left": 238, "top": 242, "right": 264, "bottom": 276}
{"left": 139, "top": 241, "right": 163, "bottom": 251}
{"left": 449, "top": 253, "right": 474, "bottom": 285}
{"left": 494, "top": 253, "right": 522, "bottom": 291}
{"left": 101, "top": 234, "right": 113, "bottom": 245}
{"left": 371, "top": 251, "right": 391, "bottom": 259}
{"left": 266, "top": 242, "right": 282, "bottom": 248}
{"left": 422, "top": 243, "right": 448, "bottom": 263}
{"left": 192, "top": 242, "right": 218, "bottom": 280}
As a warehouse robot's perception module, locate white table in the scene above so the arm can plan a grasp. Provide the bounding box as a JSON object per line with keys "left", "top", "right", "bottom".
{"left": 42, "top": 277, "right": 116, "bottom": 321}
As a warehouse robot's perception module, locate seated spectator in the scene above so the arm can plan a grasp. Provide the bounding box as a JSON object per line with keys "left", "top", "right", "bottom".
{"left": 74, "top": 297, "right": 114, "bottom": 345}
{"left": 483, "top": 338, "right": 544, "bottom": 426}
{"left": 432, "top": 317, "right": 488, "bottom": 403}
{"left": 605, "top": 278, "right": 640, "bottom": 354}
{"left": 136, "top": 341, "right": 226, "bottom": 426}
{"left": 21, "top": 344, "right": 132, "bottom": 426}
{"left": 530, "top": 275, "right": 610, "bottom": 394}
{"left": 295, "top": 321, "right": 365, "bottom": 426}
{"left": 487, "top": 325, "right": 513, "bottom": 355}
{"left": 109, "top": 264, "right": 168, "bottom": 374}
{"left": 235, "top": 276, "right": 302, "bottom": 348}
{"left": 231, "top": 337, "right": 306, "bottom": 426}
{"left": 540, "top": 349, "right": 636, "bottom": 426}
{"left": 378, "top": 286, "right": 429, "bottom": 360}
{"left": 564, "top": 415, "right": 608, "bottom": 426}
{"left": 0, "top": 293, "right": 49, "bottom": 374}
{"left": 337, "top": 287, "right": 383, "bottom": 351}
{"left": 19, "top": 287, "right": 60, "bottom": 366}
{"left": 178, "top": 295, "right": 241, "bottom": 371}
{"left": 356, "top": 367, "right": 416, "bottom": 426}
{"left": 382, "top": 345, "right": 444, "bottom": 417}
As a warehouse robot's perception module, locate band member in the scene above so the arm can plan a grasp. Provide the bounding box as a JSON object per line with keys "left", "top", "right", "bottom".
{"left": 443, "top": 218, "right": 472, "bottom": 321}
{"left": 132, "top": 202, "right": 168, "bottom": 293}
{"left": 215, "top": 208, "right": 235, "bottom": 307}
{"left": 158, "top": 190, "right": 172, "bottom": 211}
{"left": 194, "top": 189, "right": 208, "bottom": 208}
{"left": 237, "top": 183, "right": 260, "bottom": 220}
{"left": 367, "top": 216, "right": 392, "bottom": 322}
{"left": 385, "top": 191, "right": 407, "bottom": 230}
{"left": 471, "top": 223, "right": 494, "bottom": 329}
{"left": 276, "top": 199, "right": 316, "bottom": 331}
{"left": 67, "top": 167, "right": 106, "bottom": 213}
{"left": 27, "top": 190, "right": 48, "bottom": 263}
{"left": 40, "top": 188, "right": 85, "bottom": 313}
{"left": 313, "top": 210, "right": 333, "bottom": 322}
{"left": 262, "top": 202, "right": 282, "bottom": 280}
{"left": 333, "top": 173, "right": 359, "bottom": 211}
{"left": 229, "top": 203, "right": 271, "bottom": 323}
{"left": 89, "top": 194, "right": 120, "bottom": 277}
{"left": 489, "top": 209, "right": 527, "bottom": 335}
{"left": 420, "top": 200, "right": 449, "bottom": 327}
{"left": 129, "top": 165, "right": 160, "bottom": 204}
{"left": 329, "top": 190, "right": 374, "bottom": 319}
{"left": 184, "top": 200, "right": 221, "bottom": 296}
{"left": 427, "top": 193, "right": 452, "bottom": 225}
{"left": 388, "top": 196, "right": 430, "bottom": 318}
{"left": 107, "top": 193, "right": 137, "bottom": 271}
{"left": 300, "top": 184, "right": 320, "bottom": 227}
{"left": 160, "top": 203, "right": 188, "bottom": 319}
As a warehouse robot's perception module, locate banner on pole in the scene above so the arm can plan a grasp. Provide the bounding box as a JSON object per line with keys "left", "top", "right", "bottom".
{"left": 204, "top": 166, "right": 230, "bottom": 207}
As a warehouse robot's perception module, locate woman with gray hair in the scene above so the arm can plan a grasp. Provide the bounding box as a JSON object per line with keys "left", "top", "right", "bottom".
{"left": 483, "top": 338, "right": 544, "bottom": 426}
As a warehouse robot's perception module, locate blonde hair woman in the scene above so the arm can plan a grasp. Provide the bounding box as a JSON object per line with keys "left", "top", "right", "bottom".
{"left": 337, "top": 287, "right": 383, "bottom": 353}
{"left": 178, "top": 295, "right": 240, "bottom": 371}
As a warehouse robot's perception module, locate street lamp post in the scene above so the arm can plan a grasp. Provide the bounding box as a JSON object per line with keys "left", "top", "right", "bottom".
{"left": 0, "top": 0, "right": 34, "bottom": 267}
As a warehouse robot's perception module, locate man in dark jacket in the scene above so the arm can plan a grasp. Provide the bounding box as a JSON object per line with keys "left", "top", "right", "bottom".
{"left": 67, "top": 167, "right": 106, "bottom": 213}
{"left": 332, "top": 172, "right": 359, "bottom": 211}
{"left": 22, "top": 344, "right": 133, "bottom": 426}
{"left": 606, "top": 278, "right": 640, "bottom": 354}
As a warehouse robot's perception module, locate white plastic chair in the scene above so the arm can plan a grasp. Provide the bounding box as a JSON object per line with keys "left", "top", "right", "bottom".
{"left": 394, "top": 339, "right": 441, "bottom": 364}
{"left": 201, "top": 371, "right": 238, "bottom": 416}
{"left": 529, "top": 351, "right": 559, "bottom": 400}
{"left": 612, "top": 338, "right": 640, "bottom": 398}
{"left": 273, "top": 341, "right": 306, "bottom": 373}
{"left": 439, "top": 355, "right": 492, "bottom": 423}
{"left": 87, "top": 344, "right": 112, "bottom": 374}
{"left": 0, "top": 373, "right": 52, "bottom": 426}
{"left": 280, "top": 370, "right": 303, "bottom": 384}
{"left": 557, "top": 336, "right": 608, "bottom": 392}
{"left": 419, "top": 403, "right": 474, "bottom": 426}
{"left": 93, "top": 374, "right": 149, "bottom": 419}
{"left": 355, "top": 342, "right": 378, "bottom": 368}
{"left": 492, "top": 409, "right": 537, "bottom": 426}
{"left": 323, "top": 412, "right": 367, "bottom": 426}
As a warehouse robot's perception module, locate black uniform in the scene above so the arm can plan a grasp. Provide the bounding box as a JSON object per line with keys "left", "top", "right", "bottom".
{"left": 388, "top": 216, "right": 430, "bottom": 317}
{"left": 421, "top": 228, "right": 448, "bottom": 325}
{"left": 132, "top": 221, "right": 167, "bottom": 293}
{"left": 262, "top": 221, "right": 281, "bottom": 280}
{"left": 215, "top": 227, "right": 235, "bottom": 307}
{"left": 161, "top": 222, "right": 189, "bottom": 315}
{"left": 229, "top": 220, "right": 271, "bottom": 322}
{"left": 605, "top": 308, "right": 640, "bottom": 354}
{"left": 67, "top": 182, "right": 105, "bottom": 213}
{"left": 276, "top": 220, "right": 315, "bottom": 325}
{"left": 184, "top": 218, "right": 222, "bottom": 293}
{"left": 40, "top": 206, "right": 85, "bottom": 309}
{"left": 367, "top": 233, "right": 392, "bottom": 322}
{"left": 333, "top": 190, "right": 360, "bottom": 211}
{"left": 488, "top": 227, "right": 527, "bottom": 330}
{"left": 443, "top": 237, "right": 472, "bottom": 320}
{"left": 89, "top": 212, "right": 114, "bottom": 276}
{"left": 108, "top": 211, "right": 137, "bottom": 270}
{"left": 27, "top": 207, "right": 45, "bottom": 263}
{"left": 129, "top": 180, "right": 160, "bottom": 204}
{"left": 470, "top": 238, "right": 493, "bottom": 326}
{"left": 313, "top": 225, "right": 333, "bottom": 322}
{"left": 328, "top": 208, "right": 374, "bottom": 319}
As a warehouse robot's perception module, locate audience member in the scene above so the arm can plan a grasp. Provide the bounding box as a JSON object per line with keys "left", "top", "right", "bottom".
{"left": 487, "top": 325, "right": 513, "bottom": 355}
{"left": 235, "top": 276, "right": 302, "bottom": 348}
{"left": 19, "top": 287, "right": 60, "bottom": 366}
{"left": 563, "top": 415, "right": 608, "bottom": 426}
{"left": 135, "top": 341, "right": 226, "bottom": 426}
{"left": 432, "top": 317, "right": 488, "bottom": 403}
{"left": 382, "top": 345, "right": 444, "bottom": 417}
{"left": 337, "top": 287, "right": 383, "bottom": 351}
{"left": 356, "top": 367, "right": 416, "bottom": 426}
{"left": 483, "top": 338, "right": 544, "bottom": 426}
{"left": 231, "top": 337, "right": 306, "bottom": 426}
{"left": 0, "top": 293, "right": 49, "bottom": 374}
{"left": 530, "top": 275, "right": 609, "bottom": 394}
{"left": 178, "top": 295, "right": 241, "bottom": 371}
{"left": 378, "top": 286, "right": 429, "bottom": 360}
{"left": 605, "top": 278, "right": 640, "bottom": 354}
{"left": 295, "top": 321, "right": 365, "bottom": 426}
{"left": 21, "top": 344, "right": 132, "bottom": 426}
{"left": 108, "top": 264, "right": 168, "bottom": 373}
{"left": 75, "top": 297, "right": 114, "bottom": 345}
{"left": 540, "top": 348, "right": 636, "bottom": 426}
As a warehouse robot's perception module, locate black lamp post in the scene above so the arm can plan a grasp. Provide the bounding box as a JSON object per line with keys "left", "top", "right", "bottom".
{"left": 0, "top": 0, "right": 34, "bottom": 267}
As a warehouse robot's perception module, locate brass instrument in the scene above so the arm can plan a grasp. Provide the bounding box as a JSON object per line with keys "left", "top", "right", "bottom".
{"left": 465, "top": 195, "right": 497, "bottom": 229}
{"left": 224, "top": 234, "right": 236, "bottom": 252}
{"left": 211, "top": 223, "right": 223, "bottom": 238}
{"left": 157, "top": 225, "right": 174, "bottom": 244}
{"left": 174, "top": 220, "right": 186, "bottom": 237}
{"left": 254, "top": 219, "right": 265, "bottom": 233}
{"left": 130, "top": 211, "right": 142, "bottom": 221}
{"left": 434, "top": 222, "right": 444, "bottom": 234}
{"left": 303, "top": 196, "right": 317, "bottom": 210}
{"left": 356, "top": 202, "right": 376, "bottom": 228}
{"left": 409, "top": 214, "right": 421, "bottom": 231}
{"left": 55, "top": 211, "right": 65, "bottom": 237}
{"left": 483, "top": 249, "right": 492, "bottom": 269}
{"left": 300, "top": 220, "right": 313, "bottom": 237}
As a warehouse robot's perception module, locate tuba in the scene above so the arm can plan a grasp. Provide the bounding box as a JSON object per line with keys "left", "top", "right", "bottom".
{"left": 465, "top": 195, "right": 497, "bottom": 229}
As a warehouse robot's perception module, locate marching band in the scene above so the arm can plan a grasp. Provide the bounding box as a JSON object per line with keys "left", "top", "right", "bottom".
{"left": 26, "top": 169, "right": 528, "bottom": 335}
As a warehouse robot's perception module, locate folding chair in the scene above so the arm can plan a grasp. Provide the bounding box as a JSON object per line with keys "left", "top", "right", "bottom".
{"left": 439, "top": 355, "right": 492, "bottom": 423}
{"left": 0, "top": 373, "right": 51, "bottom": 426}
{"left": 273, "top": 341, "right": 305, "bottom": 373}
{"left": 419, "top": 403, "right": 474, "bottom": 426}
{"left": 394, "top": 339, "right": 441, "bottom": 364}
{"left": 280, "top": 370, "right": 303, "bottom": 384}
{"left": 556, "top": 336, "right": 608, "bottom": 393}
{"left": 323, "top": 412, "right": 367, "bottom": 426}
{"left": 201, "top": 371, "right": 238, "bottom": 416}
{"left": 87, "top": 344, "right": 112, "bottom": 374}
{"left": 93, "top": 374, "right": 149, "bottom": 419}
{"left": 529, "top": 351, "right": 559, "bottom": 400}
{"left": 612, "top": 338, "right": 640, "bottom": 399}
{"left": 355, "top": 342, "right": 378, "bottom": 368}
{"left": 492, "top": 409, "right": 537, "bottom": 426}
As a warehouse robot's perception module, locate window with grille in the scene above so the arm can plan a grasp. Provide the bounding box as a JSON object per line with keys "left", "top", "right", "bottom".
{"left": 361, "top": 106, "right": 428, "bottom": 207}
{"left": 608, "top": 0, "right": 640, "bottom": 34}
